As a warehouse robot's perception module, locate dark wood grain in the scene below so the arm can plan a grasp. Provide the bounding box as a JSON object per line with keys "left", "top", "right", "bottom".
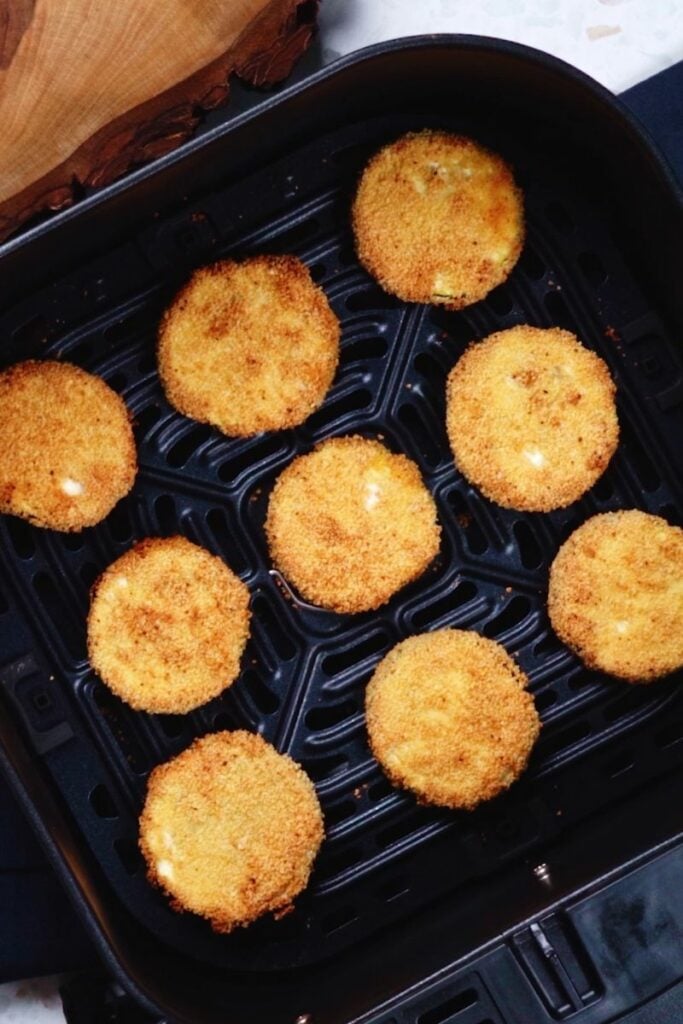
{"left": 0, "top": 0, "right": 318, "bottom": 241}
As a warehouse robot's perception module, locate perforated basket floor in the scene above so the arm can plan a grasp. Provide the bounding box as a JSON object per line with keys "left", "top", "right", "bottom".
{"left": 0, "top": 111, "right": 682, "bottom": 972}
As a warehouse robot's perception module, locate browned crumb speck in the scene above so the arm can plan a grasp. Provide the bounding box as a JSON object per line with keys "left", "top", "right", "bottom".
{"left": 352, "top": 131, "right": 524, "bottom": 309}
{"left": 0, "top": 360, "right": 136, "bottom": 531}
{"left": 157, "top": 255, "right": 340, "bottom": 437}
{"left": 88, "top": 536, "right": 250, "bottom": 713}
{"left": 366, "top": 630, "right": 541, "bottom": 810}
{"left": 548, "top": 510, "right": 683, "bottom": 682}
{"left": 139, "top": 731, "right": 324, "bottom": 933}
{"left": 446, "top": 325, "right": 619, "bottom": 512}
{"left": 265, "top": 436, "right": 441, "bottom": 614}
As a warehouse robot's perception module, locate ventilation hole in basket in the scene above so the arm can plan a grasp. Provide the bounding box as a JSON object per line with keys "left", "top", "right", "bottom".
{"left": 342, "top": 335, "right": 388, "bottom": 362}
{"left": 166, "top": 425, "right": 214, "bottom": 468}
{"left": 324, "top": 799, "right": 357, "bottom": 826}
{"left": 252, "top": 595, "right": 296, "bottom": 660}
{"left": 376, "top": 873, "right": 410, "bottom": 902}
{"left": 307, "top": 388, "right": 373, "bottom": 432}
{"left": 62, "top": 533, "right": 85, "bottom": 551}
{"left": 12, "top": 313, "right": 49, "bottom": 348}
{"left": 578, "top": 251, "right": 607, "bottom": 287}
{"left": 213, "top": 711, "right": 238, "bottom": 731}
{"left": 603, "top": 687, "right": 652, "bottom": 723}
{"left": 204, "top": 508, "right": 249, "bottom": 577}
{"left": 0, "top": 584, "right": 8, "bottom": 615}
{"left": 69, "top": 338, "right": 95, "bottom": 363}
{"left": 104, "top": 306, "right": 153, "bottom": 346}
{"left": 368, "top": 777, "right": 393, "bottom": 803}
{"left": 306, "top": 699, "right": 357, "bottom": 731}
{"left": 242, "top": 669, "right": 279, "bottom": 715}
{"left": 534, "top": 689, "right": 558, "bottom": 713}
{"left": 568, "top": 671, "right": 594, "bottom": 691}
{"left": 603, "top": 749, "right": 634, "bottom": 778}
{"left": 418, "top": 989, "right": 479, "bottom": 1024}
{"left": 154, "top": 494, "right": 176, "bottom": 535}
{"left": 413, "top": 350, "right": 448, "bottom": 389}
{"left": 411, "top": 581, "right": 478, "bottom": 630}
{"left": 33, "top": 572, "right": 79, "bottom": 653}
{"left": 656, "top": 719, "right": 683, "bottom": 748}
{"left": 308, "top": 261, "right": 327, "bottom": 283}
{"left": 544, "top": 290, "right": 575, "bottom": 330}
{"left": 92, "top": 684, "right": 151, "bottom": 774}
{"left": 158, "top": 715, "right": 185, "bottom": 738}
{"left": 138, "top": 351, "right": 157, "bottom": 375}
{"left": 483, "top": 595, "right": 531, "bottom": 638}
{"left": 134, "top": 403, "right": 162, "bottom": 438}
{"left": 80, "top": 562, "right": 99, "bottom": 589}
{"left": 519, "top": 247, "right": 546, "bottom": 280}
{"left": 448, "top": 492, "right": 488, "bottom": 554}
{"left": 620, "top": 420, "right": 661, "bottom": 492}
{"left": 592, "top": 472, "right": 615, "bottom": 502}
{"left": 271, "top": 216, "right": 320, "bottom": 251}
{"left": 337, "top": 242, "right": 357, "bottom": 267}
{"left": 301, "top": 752, "right": 348, "bottom": 782}
{"left": 322, "top": 631, "right": 390, "bottom": 676}
{"left": 659, "top": 503, "right": 677, "bottom": 523}
{"left": 345, "top": 286, "right": 400, "bottom": 312}
{"left": 317, "top": 844, "right": 365, "bottom": 882}
{"left": 486, "top": 285, "right": 514, "bottom": 316}
{"left": 321, "top": 905, "right": 357, "bottom": 934}
{"left": 398, "top": 404, "right": 441, "bottom": 466}
{"left": 377, "top": 811, "right": 427, "bottom": 850}
{"left": 514, "top": 520, "right": 544, "bottom": 570}
{"left": 546, "top": 201, "right": 574, "bottom": 233}
{"left": 107, "top": 500, "right": 133, "bottom": 543}
{"left": 6, "top": 517, "right": 36, "bottom": 559}
{"left": 428, "top": 306, "right": 474, "bottom": 347}
{"left": 115, "top": 836, "right": 142, "bottom": 875}
{"left": 538, "top": 720, "right": 591, "bottom": 757}
{"left": 89, "top": 783, "right": 119, "bottom": 819}
{"left": 533, "top": 632, "right": 564, "bottom": 658}
{"left": 106, "top": 372, "right": 128, "bottom": 393}
{"left": 219, "top": 436, "right": 286, "bottom": 484}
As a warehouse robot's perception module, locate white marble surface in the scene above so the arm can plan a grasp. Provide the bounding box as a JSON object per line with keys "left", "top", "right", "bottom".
{"left": 1, "top": 1, "right": 681, "bottom": 1021}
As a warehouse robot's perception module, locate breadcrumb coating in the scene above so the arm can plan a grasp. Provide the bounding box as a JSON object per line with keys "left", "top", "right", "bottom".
{"left": 352, "top": 131, "right": 524, "bottom": 309}
{"left": 548, "top": 510, "right": 683, "bottom": 682}
{"left": 265, "top": 436, "right": 441, "bottom": 614}
{"left": 88, "top": 536, "right": 250, "bottom": 713}
{"left": 366, "top": 630, "right": 540, "bottom": 810}
{"left": 446, "top": 325, "right": 619, "bottom": 511}
{"left": 158, "top": 255, "right": 340, "bottom": 437}
{"left": 0, "top": 360, "right": 136, "bottom": 531}
{"left": 139, "top": 731, "right": 324, "bottom": 932}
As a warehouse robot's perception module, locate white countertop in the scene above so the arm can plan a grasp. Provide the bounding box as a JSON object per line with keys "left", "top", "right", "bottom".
{"left": 1, "top": 0, "right": 681, "bottom": 1021}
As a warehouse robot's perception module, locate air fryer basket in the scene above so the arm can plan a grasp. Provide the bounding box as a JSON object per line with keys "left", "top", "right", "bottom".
{"left": 0, "top": 36, "right": 682, "bottom": 1024}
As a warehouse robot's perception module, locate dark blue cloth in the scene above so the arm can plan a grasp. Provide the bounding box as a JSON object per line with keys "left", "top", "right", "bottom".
{"left": 621, "top": 61, "right": 683, "bottom": 189}
{"left": 0, "top": 56, "right": 681, "bottom": 985}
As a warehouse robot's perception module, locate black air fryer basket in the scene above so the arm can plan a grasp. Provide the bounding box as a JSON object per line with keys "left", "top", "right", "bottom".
{"left": 0, "top": 36, "right": 682, "bottom": 1024}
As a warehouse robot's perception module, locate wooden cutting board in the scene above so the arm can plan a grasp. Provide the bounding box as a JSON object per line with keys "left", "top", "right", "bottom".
{"left": 0, "top": 0, "right": 318, "bottom": 241}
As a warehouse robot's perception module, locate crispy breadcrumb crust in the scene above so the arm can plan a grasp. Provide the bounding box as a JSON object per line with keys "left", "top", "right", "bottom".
{"left": 88, "top": 536, "right": 250, "bottom": 713}
{"left": 366, "top": 630, "right": 540, "bottom": 810}
{"left": 139, "top": 731, "right": 324, "bottom": 932}
{"left": 265, "top": 435, "right": 441, "bottom": 614}
{"left": 352, "top": 131, "right": 524, "bottom": 309}
{"left": 0, "top": 360, "right": 136, "bottom": 531}
{"left": 158, "top": 255, "right": 340, "bottom": 437}
{"left": 446, "top": 325, "right": 619, "bottom": 511}
{"left": 548, "top": 510, "right": 683, "bottom": 682}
